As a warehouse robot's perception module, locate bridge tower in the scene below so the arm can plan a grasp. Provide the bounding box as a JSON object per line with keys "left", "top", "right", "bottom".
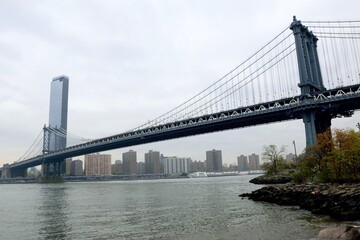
{"left": 290, "top": 16, "right": 331, "bottom": 146}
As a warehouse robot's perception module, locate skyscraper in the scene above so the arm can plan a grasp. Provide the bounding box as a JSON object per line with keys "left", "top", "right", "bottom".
{"left": 237, "top": 155, "right": 248, "bottom": 171}
{"left": 145, "top": 150, "right": 161, "bottom": 174}
{"left": 48, "top": 75, "right": 69, "bottom": 151}
{"left": 123, "top": 150, "right": 137, "bottom": 175}
{"left": 248, "top": 153, "right": 260, "bottom": 170}
{"left": 206, "top": 149, "right": 223, "bottom": 172}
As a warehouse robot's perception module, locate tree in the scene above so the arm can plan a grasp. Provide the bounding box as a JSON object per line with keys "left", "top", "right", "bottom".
{"left": 262, "top": 145, "right": 286, "bottom": 175}
{"left": 304, "top": 129, "right": 333, "bottom": 179}
{"left": 300, "top": 128, "right": 360, "bottom": 183}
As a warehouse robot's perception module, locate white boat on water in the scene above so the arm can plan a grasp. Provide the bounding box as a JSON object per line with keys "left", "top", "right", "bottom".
{"left": 188, "top": 172, "right": 208, "bottom": 178}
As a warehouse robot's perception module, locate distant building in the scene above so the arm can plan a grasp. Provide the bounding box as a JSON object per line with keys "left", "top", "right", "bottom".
{"left": 111, "top": 162, "right": 123, "bottom": 175}
{"left": 237, "top": 155, "right": 248, "bottom": 171}
{"left": 163, "top": 156, "right": 192, "bottom": 174}
{"left": 206, "top": 149, "right": 223, "bottom": 172}
{"left": 190, "top": 160, "right": 205, "bottom": 172}
{"left": 145, "top": 150, "right": 161, "bottom": 174}
{"left": 137, "top": 162, "right": 145, "bottom": 174}
{"left": 228, "top": 164, "right": 237, "bottom": 170}
{"left": 286, "top": 153, "right": 296, "bottom": 163}
{"left": 65, "top": 158, "right": 72, "bottom": 176}
{"left": 84, "top": 153, "right": 111, "bottom": 176}
{"left": 1, "top": 164, "right": 10, "bottom": 178}
{"left": 123, "top": 150, "right": 137, "bottom": 175}
{"left": 248, "top": 153, "right": 260, "bottom": 170}
{"left": 71, "top": 160, "right": 83, "bottom": 176}
{"left": 160, "top": 154, "right": 165, "bottom": 173}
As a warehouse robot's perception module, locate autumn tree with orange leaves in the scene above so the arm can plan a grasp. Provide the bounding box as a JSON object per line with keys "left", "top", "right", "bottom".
{"left": 297, "top": 128, "right": 360, "bottom": 183}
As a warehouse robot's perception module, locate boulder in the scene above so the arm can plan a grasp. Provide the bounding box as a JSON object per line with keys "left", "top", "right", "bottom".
{"left": 249, "top": 175, "right": 292, "bottom": 184}
{"left": 316, "top": 226, "right": 360, "bottom": 240}
{"left": 240, "top": 183, "right": 360, "bottom": 220}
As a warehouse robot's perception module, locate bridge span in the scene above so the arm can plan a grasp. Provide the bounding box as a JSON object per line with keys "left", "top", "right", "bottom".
{"left": 2, "top": 83, "right": 360, "bottom": 178}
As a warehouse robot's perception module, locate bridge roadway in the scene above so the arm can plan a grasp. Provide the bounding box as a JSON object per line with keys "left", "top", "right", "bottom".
{"left": 2, "top": 84, "right": 360, "bottom": 173}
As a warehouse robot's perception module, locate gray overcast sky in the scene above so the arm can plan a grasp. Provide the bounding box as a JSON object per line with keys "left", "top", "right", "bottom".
{"left": 1, "top": 0, "right": 360, "bottom": 166}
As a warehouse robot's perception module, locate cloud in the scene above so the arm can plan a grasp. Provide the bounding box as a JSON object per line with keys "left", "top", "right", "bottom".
{"left": 1, "top": 0, "right": 360, "bottom": 166}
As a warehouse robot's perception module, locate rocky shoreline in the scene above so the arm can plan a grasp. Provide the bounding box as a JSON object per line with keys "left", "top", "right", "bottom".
{"left": 249, "top": 174, "right": 292, "bottom": 184}
{"left": 240, "top": 183, "right": 360, "bottom": 221}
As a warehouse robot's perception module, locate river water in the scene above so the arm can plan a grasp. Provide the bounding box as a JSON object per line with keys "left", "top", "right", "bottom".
{"left": 0, "top": 175, "right": 355, "bottom": 240}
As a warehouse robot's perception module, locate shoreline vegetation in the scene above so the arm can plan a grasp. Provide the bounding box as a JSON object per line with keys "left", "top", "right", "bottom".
{"left": 241, "top": 128, "right": 360, "bottom": 220}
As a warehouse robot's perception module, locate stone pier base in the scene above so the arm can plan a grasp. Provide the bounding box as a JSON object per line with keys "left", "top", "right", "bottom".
{"left": 39, "top": 176, "right": 64, "bottom": 183}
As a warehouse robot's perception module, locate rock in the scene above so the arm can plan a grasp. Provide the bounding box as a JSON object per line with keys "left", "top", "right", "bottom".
{"left": 316, "top": 226, "right": 360, "bottom": 240}
{"left": 249, "top": 175, "right": 292, "bottom": 184}
{"left": 240, "top": 183, "right": 360, "bottom": 220}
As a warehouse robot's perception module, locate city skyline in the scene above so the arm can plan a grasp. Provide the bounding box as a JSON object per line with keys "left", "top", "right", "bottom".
{"left": 1, "top": 1, "right": 360, "bottom": 166}
{"left": 62, "top": 150, "right": 262, "bottom": 176}
{"left": 80, "top": 149, "right": 278, "bottom": 166}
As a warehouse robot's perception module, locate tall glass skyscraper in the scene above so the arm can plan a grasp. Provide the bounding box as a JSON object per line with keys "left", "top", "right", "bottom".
{"left": 48, "top": 75, "right": 69, "bottom": 151}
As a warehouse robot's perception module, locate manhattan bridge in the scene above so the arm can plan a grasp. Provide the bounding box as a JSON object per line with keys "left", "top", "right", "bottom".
{"left": 2, "top": 17, "right": 360, "bottom": 179}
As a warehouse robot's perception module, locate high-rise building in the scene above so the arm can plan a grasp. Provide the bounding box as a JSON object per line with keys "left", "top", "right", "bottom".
{"left": 71, "top": 160, "right": 83, "bottom": 176}
{"left": 123, "top": 150, "right": 137, "bottom": 175}
{"left": 237, "top": 155, "right": 248, "bottom": 171}
{"left": 84, "top": 153, "right": 112, "bottom": 176}
{"left": 145, "top": 150, "right": 161, "bottom": 174}
{"left": 206, "top": 149, "right": 223, "bottom": 172}
{"left": 163, "top": 156, "right": 192, "bottom": 174}
{"left": 248, "top": 153, "right": 260, "bottom": 170}
{"left": 48, "top": 75, "right": 69, "bottom": 152}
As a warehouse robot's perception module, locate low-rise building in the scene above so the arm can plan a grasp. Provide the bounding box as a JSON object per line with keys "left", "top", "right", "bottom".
{"left": 163, "top": 156, "right": 192, "bottom": 174}
{"left": 190, "top": 160, "right": 205, "bottom": 172}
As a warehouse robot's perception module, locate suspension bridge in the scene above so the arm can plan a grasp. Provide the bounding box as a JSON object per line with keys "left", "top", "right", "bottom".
{"left": 2, "top": 16, "right": 360, "bottom": 179}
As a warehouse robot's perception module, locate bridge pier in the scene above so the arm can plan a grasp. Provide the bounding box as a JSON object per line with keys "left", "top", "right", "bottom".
{"left": 302, "top": 111, "right": 332, "bottom": 146}
{"left": 302, "top": 111, "right": 317, "bottom": 146}
{"left": 10, "top": 167, "right": 28, "bottom": 178}
{"left": 40, "top": 160, "right": 65, "bottom": 183}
